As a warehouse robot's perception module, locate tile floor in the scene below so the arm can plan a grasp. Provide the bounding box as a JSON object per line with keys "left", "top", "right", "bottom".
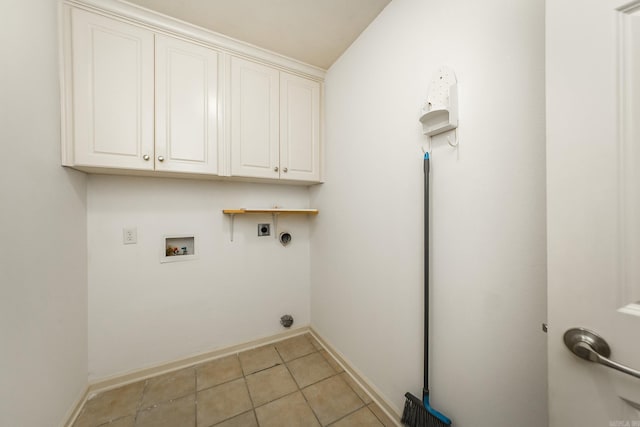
{"left": 72, "top": 333, "right": 397, "bottom": 427}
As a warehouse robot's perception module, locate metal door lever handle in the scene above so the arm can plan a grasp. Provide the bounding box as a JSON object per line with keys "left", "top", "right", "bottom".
{"left": 564, "top": 327, "right": 640, "bottom": 380}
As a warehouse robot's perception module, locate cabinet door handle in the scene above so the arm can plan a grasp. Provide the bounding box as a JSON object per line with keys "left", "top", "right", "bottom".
{"left": 158, "top": 156, "right": 165, "bottom": 162}
{"left": 143, "top": 155, "right": 150, "bottom": 161}
{"left": 283, "top": 167, "right": 288, "bottom": 173}
{"left": 274, "top": 166, "right": 279, "bottom": 172}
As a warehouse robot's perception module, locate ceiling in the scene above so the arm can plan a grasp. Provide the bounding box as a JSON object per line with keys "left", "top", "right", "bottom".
{"left": 125, "top": 0, "right": 391, "bottom": 70}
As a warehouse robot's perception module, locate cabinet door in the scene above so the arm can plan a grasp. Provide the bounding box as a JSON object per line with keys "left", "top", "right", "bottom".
{"left": 230, "top": 57, "right": 280, "bottom": 179}
{"left": 71, "top": 8, "right": 154, "bottom": 170}
{"left": 280, "top": 72, "right": 321, "bottom": 182}
{"left": 155, "top": 35, "right": 220, "bottom": 174}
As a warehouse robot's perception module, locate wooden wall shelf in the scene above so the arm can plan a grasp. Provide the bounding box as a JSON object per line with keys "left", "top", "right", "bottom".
{"left": 222, "top": 208, "right": 318, "bottom": 215}
{"left": 222, "top": 208, "right": 318, "bottom": 241}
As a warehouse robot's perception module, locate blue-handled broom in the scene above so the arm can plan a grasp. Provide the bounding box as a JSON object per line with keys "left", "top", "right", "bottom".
{"left": 401, "top": 152, "right": 452, "bottom": 427}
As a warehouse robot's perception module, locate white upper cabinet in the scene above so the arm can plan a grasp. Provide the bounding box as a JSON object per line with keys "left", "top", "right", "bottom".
{"left": 280, "top": 72, "right": 320, "bottom": 182}
{"left": 155, "top": 35, "right": 220, "bottom": 175}
{"left": 230, "top": 56, "right": 280, "bottom": 179}
{"left": 69, "top": 8, "right": 154, "bottom": 170}
{"left": 61, "top": 1, "right": 324, "bottom": 183}
{"left": 230, "top": 57, "right": 321, "bottom": 182}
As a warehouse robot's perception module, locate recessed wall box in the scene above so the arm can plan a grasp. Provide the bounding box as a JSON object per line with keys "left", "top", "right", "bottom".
{"left": 162, "top": 235, "right": 196, "bottom": 263}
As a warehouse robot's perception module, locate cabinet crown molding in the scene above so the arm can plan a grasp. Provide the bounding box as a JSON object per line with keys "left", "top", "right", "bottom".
{"left": 61, "top": 0, "right": 326, "bottom": 80}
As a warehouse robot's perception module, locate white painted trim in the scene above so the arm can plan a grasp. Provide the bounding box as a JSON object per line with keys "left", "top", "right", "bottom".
{"left": 58, "top": 0, "right": 324, "bottom": 183}
{"left": 58, "top": 2, "right": 74, "bottom": 166}
{"left": 85, "top": 326, "right": 311, "bottom": 395}
{"left": 65, "top": 326, "right": 400, "bottom": 426}
{"left": 61, "top": 385, "right": 90, "bottom": 427}
{"left": 64, "top": 329, "right": 311, "bottom": 425}
{"left": 618, "top": 302, "right": 640, "bottom": 317}
{"left": 309, "top": 327, "right": 402, "bottom": 426}
{"left": 319, "top": 82, "right": 326, "bottom": 183}
{"left": 62, "top": 165, "right": 322, "bottom": 185}
{"left": 217, "top": 52, "right": 230, "bottom": 177}
{"left": 616, "top": 1, "right": 640, "bottom": 308}
{"left": 61, "top": 0, "right": 326, "bottom": 80}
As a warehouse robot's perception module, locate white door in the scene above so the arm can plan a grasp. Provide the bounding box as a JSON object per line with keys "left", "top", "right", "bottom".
{"left": 547, "top": 1, "right": 640, "bottom": 425}
{"left": 230, "top": 56, "right": 280, "bottom": 179}
{"left": 280, "top": 72, "right": 321, "bottom": 182}
{"left": 155, "top": 35, "right": 220, "bottom": 175}
{"left": 71, "top": 8, "right": 154, "bottom": 170}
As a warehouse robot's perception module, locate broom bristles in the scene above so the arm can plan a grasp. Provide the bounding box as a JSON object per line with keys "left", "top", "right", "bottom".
{"left": 401, "top": 392, "right": 451, "bottom": 427}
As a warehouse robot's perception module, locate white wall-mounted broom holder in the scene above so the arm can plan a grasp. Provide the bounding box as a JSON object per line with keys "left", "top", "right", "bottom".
{"left": 419, "top": 66, "right": 458, "bottom": 147}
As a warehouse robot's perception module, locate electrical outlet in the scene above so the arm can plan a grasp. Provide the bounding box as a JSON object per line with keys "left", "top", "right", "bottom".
{"left": 123, "top": 227, "right": 137, "bottom": 244}
{"left": 258, "top": 223, "right": 270, "bottom": 236}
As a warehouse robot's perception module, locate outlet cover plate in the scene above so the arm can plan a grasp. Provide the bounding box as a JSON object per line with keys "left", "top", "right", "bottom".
{"left": 123, "top": 227, "right": 137, "bottom": 244}
{"left": 258, "top": 223, "right": 270, "bottom": 236}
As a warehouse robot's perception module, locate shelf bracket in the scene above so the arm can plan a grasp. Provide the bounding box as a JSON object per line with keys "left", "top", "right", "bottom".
{"left": 272, "top": 213, "right": 279, "bottom": 239}
{"left": 229, "top": 213, "right": 235, "bottom": 242}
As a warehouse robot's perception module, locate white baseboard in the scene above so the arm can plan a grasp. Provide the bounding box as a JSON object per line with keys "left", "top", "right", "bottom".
{"left": 64, "top": 325, "right": 401, "bottom": 426}
{"left": 87, "top": 326, "right": 311, "bottom": 395}
{"left": 62, "top": 385, "right": 89, "bottom": 427}
{"left": 309, "top": 327, "right": 402, "bottom": 426}
{"left": 64, "top": 326, "right": 309, "bottom": 426}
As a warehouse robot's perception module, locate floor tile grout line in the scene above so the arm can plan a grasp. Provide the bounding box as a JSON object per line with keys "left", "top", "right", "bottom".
{"left": 196, "top": 353, "right": 250, "bottom": 393}
{"left": 199, "top": 377, "right": 253, "bottom": 427}
{"left": 95, "top": 414, "right": 133, "bottom": 427}
{"left": 310, "top": 337, "right": 393, "bottom": 421}
{"left": 196, "top": 357, "right": 245, "bottom": 393}
{"left": 274, "top": 334, "right": 317, "bottom": 363}
{"left": 318, "top": 349, "right": 389, "bottom": 425}
{"left": 198, "top": 378, "right": 252, "bottom": 427}
{"left": 274, "top": 341, "right": 324, "bottom": 427}
{"left": 136, "top": 387, "right": 196, "bottom": 413}
{"left": 131, "top": 378, "right": 149, "bottom": 425}
{"left": 273, "top": 334, "right": 336, "bottom": 390}
{"left": 207, "top": 408, "right": 255, "bottom": 427}
{"left": 195, "top": 347, "right": 289, "bottom": 425}
{"left": 246, "top": 369, "right": 300, "bottom": 409}
{"left": 132, "top": 368, "right": 199, "bottom": 425}
{"left": 303, "top": 362, "right": 381, "bottom": 426}
{"left": 285, "top": 351, "right": 340, "bottom": 389}
{"left": 241, "top": 363, "right": 360, "bottom": 425}
{"left": 299, "top": 388, "right": 324, "bottom": 427}
{"left": 196, "top": 374, "right": 244, "bottom": 393}
{"left": 254, "top": 386, "right": 310, "bottom": 411}
{"left": 307, "top": 374, "right": 367, "bottom": 427}
{"left": 81, "top": 334, "right": 379, "bottom": 427}
{"left": 320, "top": 350, "right": 376, "bottom": 406}
{"left": 193, "top": 368, "right": 198, "bottom": 427}
{"left": 244, "top": 361, "right": 282, "bottom": 376}
{"left": 239, "top": 344, "right": 284, "bottom": 376}
{"left": 241, "top": 354, "right": 260, "bottom": 422}
{"left": 87, "top": 336, "right": 290, "bottom": 390}
{"left": 292, "top": 372, "right": 341, "bottom": 398}
{"left": 327, "top": 394, "right": 370, "bottom": 427}
{"left": 281, "top": 353, "right": 304, "bottom": 390}
{"left": 324, "top": 401, "right": 369, "bottom": 427}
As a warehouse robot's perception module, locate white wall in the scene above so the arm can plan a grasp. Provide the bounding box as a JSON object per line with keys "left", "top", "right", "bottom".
{"left": 87, "top": 176, "right": 311, "bottom": 380}
{"left": 0, "top": 1, "right": 88, "bottom": 425}
{"left": 310, "top": 0, "right": 547, "bottom": 426}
